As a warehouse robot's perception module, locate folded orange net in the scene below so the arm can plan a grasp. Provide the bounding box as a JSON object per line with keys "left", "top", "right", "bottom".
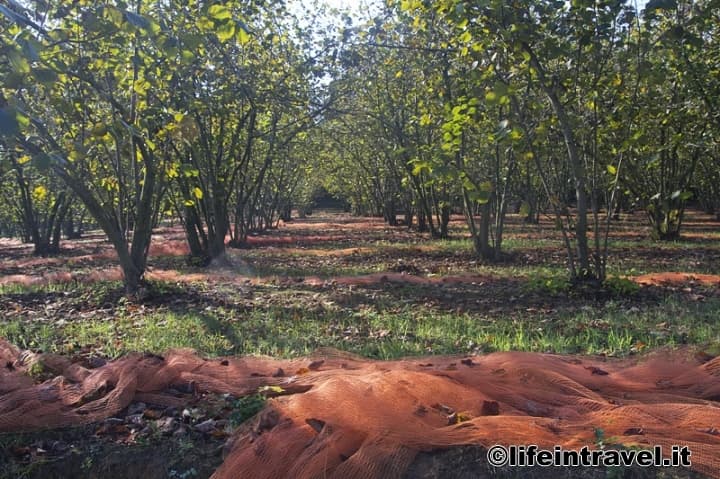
{"left": 1, "top": 340, "right": 719, "bottom": 478}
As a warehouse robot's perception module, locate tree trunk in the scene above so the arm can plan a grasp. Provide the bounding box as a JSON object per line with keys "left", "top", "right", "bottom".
{"left": 439, "top": 204, "right": 450, "bottom": 239}
{"left": 477, "top": 202, "right": 493, "bottom": 260}
{"left": 525, "top": 43, "right": 591, "bottom": 279}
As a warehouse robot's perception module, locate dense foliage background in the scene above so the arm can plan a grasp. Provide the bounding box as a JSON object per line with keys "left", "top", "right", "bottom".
{"left": 1, "top": 0, "right": 718, "bottom": 292}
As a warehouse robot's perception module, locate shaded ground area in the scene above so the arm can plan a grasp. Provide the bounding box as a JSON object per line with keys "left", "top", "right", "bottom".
{"left": 1, "top": 211, "right": 718, "bottom": 287}
{"left": 0, "top": 426, "right": 223, "bottom": 479}
{"left": 405, "top": 445, "right": 703, "bottom": 479}
{"left": 1, "top": 270, "right": 718, "bottom": 362}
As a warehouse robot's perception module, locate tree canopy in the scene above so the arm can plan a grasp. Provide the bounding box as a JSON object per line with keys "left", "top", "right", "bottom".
{"left": 1, "top": 0, "right": 718, "bottom": 292}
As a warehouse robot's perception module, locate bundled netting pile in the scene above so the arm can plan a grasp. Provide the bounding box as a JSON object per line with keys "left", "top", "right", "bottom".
{"left": 1, "top": 339, "right": 719, "bottom": 478}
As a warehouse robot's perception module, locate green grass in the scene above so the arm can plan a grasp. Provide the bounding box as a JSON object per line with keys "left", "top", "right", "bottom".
{"left": 0, "top": 281, "right": 86, "bottom": 295}
{"left": 2, "top": 292, "right": 718, "bottom": 361}
{"left": 1, "top": 212, "right": 718, "bottom": 363}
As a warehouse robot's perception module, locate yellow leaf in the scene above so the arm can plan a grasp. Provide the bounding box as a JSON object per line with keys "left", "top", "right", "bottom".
{"left": 167, "top": 164, "right": 179, "bottom": 179}
{"left": 216, "top": 21, "right": 235, "bottom": 43}
{"left": 509, "top": 128, "right": 523, "bottom": 141}
{"left": 193, "top": 187, "right": 203, "bottom": 199}
{"left": 195, "top": 17, "right": 213, "bottom": 30}
{"left": 237, "top": 27, "right": 250, "bottom": 45}
{"left": 258, "top": 385, "right": 284, "bottom": 394}
{"left": 208, "top": 5, "right": 232, "bottom": 21}
{"left": 32, "top": 185, "right": 47, "bottom": 202}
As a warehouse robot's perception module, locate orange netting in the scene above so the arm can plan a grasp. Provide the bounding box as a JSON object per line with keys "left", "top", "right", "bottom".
{"left": 1, "top": 340, "right": 719, "bottom": 478}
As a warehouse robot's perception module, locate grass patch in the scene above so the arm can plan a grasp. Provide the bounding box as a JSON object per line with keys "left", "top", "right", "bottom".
{"left": 1, "top": 212, "right": 718, "bottom": 363}
{"left": 2, "top": 288, "right": 718, "bottom": 360}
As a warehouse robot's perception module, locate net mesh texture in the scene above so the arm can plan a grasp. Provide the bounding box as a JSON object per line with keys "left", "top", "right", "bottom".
{"left": 1, "top": 340, "right": 719, "bottom": 478}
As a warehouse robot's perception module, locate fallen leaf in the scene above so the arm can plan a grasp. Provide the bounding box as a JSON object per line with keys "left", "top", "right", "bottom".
{"left": 142, "top": 409, "right": 162, "bottom": 419}
{"left": 308, "top": 360, "right": 325, "bottom": 370}
{"left": 195, "top": 419, "right": 216, "bottom": 434}
{"left": 306, "top": 418, "right": 326, "bottom": 433}
{"left": 480, "top": 400, "right": 500, "bottom": 416}
{"left": 695, "top": 351, "right": 715, "bottom": 363}
{"left": 211, "top": 429, "right": 230, "bottom": 439}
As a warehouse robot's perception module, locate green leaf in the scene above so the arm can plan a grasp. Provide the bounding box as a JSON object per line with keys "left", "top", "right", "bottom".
{"left": 15, "top": 111, "right": 30, "bottom": 129}
{"left": 196, "top": 16, "right": 214, "bottom": 31}
{"left": 0, "top": 107, "right": 20, "bottom": 138}
{"left": 103, "top": 5, "right": 124, "bottom": 26}
{"left": 181, "top": 50, "right": 195, "bottom": 62}
{"left": 16, "top": 38, "right": 40, "bottom": 62}
{"left": 411, "top": 160, "right": 431, "bottom": 176}
{"left": 133, "top": 78, "right": 151, "bottom": 95}
{"left": 216, "top": 21, "right": 236, "bottom": 43}
{"left": 237, "top": 25, "right": 251, "bottom": 45}
{"left": 462, "top": 176, "right": 476, "bottom": 191}
{"left": 519, "top": 201, "right": 531, "bottom": 217}
{"left": 645, "top": 0, "right": 677, "bottom": 11}
{"left": 2, "top": 72, "right": 26, "bottom": 89}
{"left": 32, "top": 68, "right": 58, "bottom": 85}
{"left": 208, "top": 5, "right": 232, "bottom": 21}
{"left": 8, "top": 50, "right": 30, "bottom": 74}
{"left": 91, "top": 123, "right": 108, "bottom": 137}
{"left": 607, "top": 164, "right": 617, "bottom": 175}
{"left": 124, "top": 11, "right": 152, "bottom": 32}
{"left": 493, "top": 81, "right": 508, "bottom": 97}
{"left": 181, "top": 165, "right": 200, "bottom": 178}
{"left": 479, "top": 180, "right": 493, "bottom": 193}
{"left": 34, "top": 153, "right": 51, "bottom": 170}
{"left": 671, "top": 190, "right": 693, "bottom": 201}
